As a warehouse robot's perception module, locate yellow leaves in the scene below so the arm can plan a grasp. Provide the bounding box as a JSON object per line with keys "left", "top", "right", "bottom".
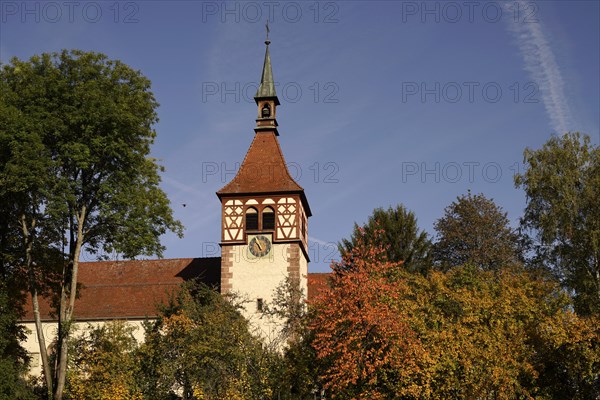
{"left": 68, "top": 367, "right": 143, "bottom": 400}
{"left": 192, "top": 384, "right": 206, "bottom": 399}
{"left": 66, "top": 320, "right": 141, "bottom": 400}
{"left": 99, "top": 380, "right": 143, "bottom": 400}
{"left": 311, "top": 231, "right": 599, "bottom": 399}
{"left": 162, "top": 310, "right": 195, "bottom": 335}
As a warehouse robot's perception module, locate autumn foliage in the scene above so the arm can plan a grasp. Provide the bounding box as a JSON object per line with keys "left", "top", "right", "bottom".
{"left": 66, "top": 321, "right": 142, "bottom": 400}
{"left": 311, "top": 232, "right": 431, "bottom": 399}
{"left": 310, "top": 230, "right": 599, "bottom": 399}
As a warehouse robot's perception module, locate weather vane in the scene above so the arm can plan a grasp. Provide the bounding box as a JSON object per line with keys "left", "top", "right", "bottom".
{"left": 265, "top": 20, "right": 270, "bottom": 43}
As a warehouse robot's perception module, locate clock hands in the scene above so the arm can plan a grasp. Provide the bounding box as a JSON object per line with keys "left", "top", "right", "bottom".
{"left": 249, "top": 235, "right": 271, "bottom": 257}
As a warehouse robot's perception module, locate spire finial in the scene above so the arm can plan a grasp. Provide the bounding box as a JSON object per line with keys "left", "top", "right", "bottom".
{"left": 254, "top": 23, "right": 279, "bottom": 105}
{"left": 265, "top": 20, "right": 271, "bottom": 45}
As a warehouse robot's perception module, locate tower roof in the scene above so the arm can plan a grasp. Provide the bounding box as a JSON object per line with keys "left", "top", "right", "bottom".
{"left": 254, "top": 40, "right": 280, "bottom": 105}
{"left": 217, "top": 131, "right": 303, "bottom": 195}
{"left": 216, "top": 130, "right": 311, "bottom": 216}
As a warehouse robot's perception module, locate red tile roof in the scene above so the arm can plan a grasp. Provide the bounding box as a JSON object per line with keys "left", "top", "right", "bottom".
{"left": 22, "top": 258, "right": 220, "bottom": 321}
{"left": 307, "top": 273, "right": 331, "bottom": 300}
{"left": 217, "top": 131, "right": 304, "bottom": 195}
{"left": 21, "top": 259, "right": 330, "bottom": 322}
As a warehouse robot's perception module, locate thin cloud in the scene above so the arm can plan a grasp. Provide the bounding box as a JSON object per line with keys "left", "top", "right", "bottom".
{"left": 506, "top": 1, "right": 573, "bottom": 134}
{"left": 309, "top": 236, "right": 336, "bottom": 247}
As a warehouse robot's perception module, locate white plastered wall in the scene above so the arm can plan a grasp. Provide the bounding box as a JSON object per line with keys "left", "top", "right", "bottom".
{"left": 227, "top": 242, "right": 307, "bottom": 347}
{"left": 20, "top": 319, "right": 148, "bottom": 377}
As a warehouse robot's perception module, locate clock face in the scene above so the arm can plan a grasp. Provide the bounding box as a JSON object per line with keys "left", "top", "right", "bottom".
{"left": 248, "top": 235, "right": 272, "bottom": 258}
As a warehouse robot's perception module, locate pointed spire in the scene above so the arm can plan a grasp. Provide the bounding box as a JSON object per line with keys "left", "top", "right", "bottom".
{"left": 254, "top": 23, "right": 280, "bottom": 105}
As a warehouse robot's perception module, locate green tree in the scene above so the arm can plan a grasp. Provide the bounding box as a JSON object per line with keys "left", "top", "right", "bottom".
{"left": 515, "top": 132, "right": 600, "bottom": 315}
{"left": 0, "top": 70, "right": 62, "bottom": 396}
{"left": 264, "top": 277, "right": 321, "bottom": 399}
{"left": 0, "top": 50, "right": 183, "bottom": 399}
{"left": 262, "top": 276, "right": 307, "bottom": 347}
{"left": 0, "top": 281, "right": 35, "bottom": 400}
{"left": 0, "top": 131, "right": 34, "bottom": 399}
{"left": 281, "top": 328, "right": 321, "bottom": 400}
{"left": 433, "top": 192, "right": 520, "bottom": 271}
{"left": 338, "top": 205, "right": 432, "bottom": 274}
{"left": 66, "top": 321, "right": 142, "bottom": 400}
{"left": 138, "top": 281, "right": 278, "bottom": 400}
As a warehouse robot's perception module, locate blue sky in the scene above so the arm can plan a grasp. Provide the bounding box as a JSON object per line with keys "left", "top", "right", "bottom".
{"left": 1, "top": 1, "right": 599, "bottom": 271}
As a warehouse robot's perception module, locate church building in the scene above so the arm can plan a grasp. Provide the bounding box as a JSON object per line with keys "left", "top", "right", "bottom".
{"left": 21, "top": 37, "right": 324, "bottom": 375}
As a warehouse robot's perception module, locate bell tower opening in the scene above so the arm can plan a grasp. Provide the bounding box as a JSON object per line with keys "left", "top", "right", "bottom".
{"left": 261, "top": 103, "right": 271, "bottom": 118}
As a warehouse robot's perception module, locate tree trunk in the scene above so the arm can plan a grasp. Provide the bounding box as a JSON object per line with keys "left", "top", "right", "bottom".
{"left": 53, "top": 287, "right": 68, "bottom": 400}
{"left": 22, "top": 214, "right": 53, "bottom": 398}
{"left": 30, "top": 291, "right": 53, "bottom": 396}
{"left": 53, "top": 206, "right": 86, "bottom": 400}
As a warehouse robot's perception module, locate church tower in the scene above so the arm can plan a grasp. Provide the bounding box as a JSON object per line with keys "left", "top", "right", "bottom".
{"left": 217, "top": 36, "right": 311, "bottom": 340}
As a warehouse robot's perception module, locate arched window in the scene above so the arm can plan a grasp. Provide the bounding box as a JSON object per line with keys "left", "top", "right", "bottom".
{"left": 262, "top": 206, "right": 275, "bottom": 230}
{"left": 246, "top": 207, "right": 258, "bottom": 230}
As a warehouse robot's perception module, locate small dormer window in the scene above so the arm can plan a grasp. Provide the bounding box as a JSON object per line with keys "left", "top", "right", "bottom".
{"left": 261, "top": 103, "right": 271, "bottom": 118}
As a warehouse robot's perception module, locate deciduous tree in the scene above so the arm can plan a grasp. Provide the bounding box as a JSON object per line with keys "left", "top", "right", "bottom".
{"left": 0, "top": 72, "right": 62, "bottom": 396}
{"left": 264, "top": 277, "right": 321, "bottom": 398}
{"left": 262, "top": 276, "right": 307, "bottom": 346}
{"left": 0, "top": 281, "right": 35, "bottom": 400}
{"left": 66, "top": 321, "right": 142, "bottom": 400}
{"left": 312, "top": 233, "right": 433, "bottom": 399}
{"left": 138, "top": 282, "right": 278, "bottom": 400}
{"left": 312, "top": 231, "right": 599, "bottom": 399}
{"left": 515, "top": 132, "right": 600, "bottom": 315}
{"left": 0, "top": 50, "right": 183, "bottom": 399}
{"left": 433, "top": 192, "right": 520, "bottom": 271}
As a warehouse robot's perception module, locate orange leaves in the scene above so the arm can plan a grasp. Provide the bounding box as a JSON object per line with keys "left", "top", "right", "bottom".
{"left": 308, "top": 231, "right": 599, "bottom": 398}
{"left": 310, "top": 234, "right": 432, "bottom": 398}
